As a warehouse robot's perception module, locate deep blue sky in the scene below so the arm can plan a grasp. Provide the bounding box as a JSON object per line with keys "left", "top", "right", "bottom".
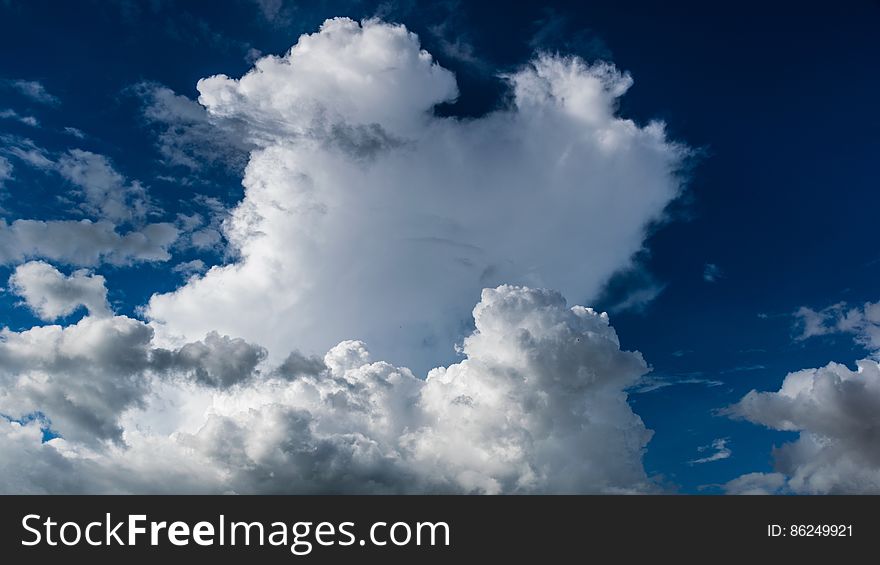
{"left": 1, "top": 0, "right": 878, "bottom": 492}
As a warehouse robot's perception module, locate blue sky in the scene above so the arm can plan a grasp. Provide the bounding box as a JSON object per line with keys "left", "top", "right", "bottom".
{"left": 1, "top": 0, "right": 879, "bottom": 494}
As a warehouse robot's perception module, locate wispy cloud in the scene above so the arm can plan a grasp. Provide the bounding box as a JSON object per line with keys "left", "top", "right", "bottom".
{"left": 630, "top": 374, "right": 724, "bottom": 394}
{"left": 689, "top": 438, "right": 731, "bottom": 465}
{"left": 703, "top": 263, "right": 722, "bottom": 282}
{"left": 3, "top": 79, "right": 60, "bottom": 105}
{"left": 793, "top": 300, "right": 880, "bottom": 354}
{"left": 0, "top": 109, "right": 39, "bottom": 127}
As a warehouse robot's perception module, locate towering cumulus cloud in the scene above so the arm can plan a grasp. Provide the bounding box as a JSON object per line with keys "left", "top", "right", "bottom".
{"left": 146, "top": 17, "right": 687, "bottom": 372}
{"left": 0, "top": 17, "right": 684, "bottom": 494}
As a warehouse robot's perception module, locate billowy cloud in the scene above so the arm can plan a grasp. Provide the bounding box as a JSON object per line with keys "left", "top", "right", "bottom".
{"left": 0, "top": 17, "right": 688, "bottom": 494}
{"left": 727, "top": 358, "right": 880, "bottom": 493}
{"left": 0, "top": 285, "right": 655, "bottom": 493}
{"left": 146, "top": 17, "right": 689, "bottom": 373}
{"left": 8, "top": 261, "right": 111, "bottom": 321}
{"left": 0, "top": 219, "right": 178, "bottom": 266}
{"left": 0, "top": 155, "right": 11, "bottom": 187}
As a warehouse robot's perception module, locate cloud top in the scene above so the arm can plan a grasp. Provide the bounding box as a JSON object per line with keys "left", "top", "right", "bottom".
{"left": 147, "top": 17, "right": 688, "bottom": 373}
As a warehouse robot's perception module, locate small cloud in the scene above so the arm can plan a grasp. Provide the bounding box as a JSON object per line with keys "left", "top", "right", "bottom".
{"left": 1, "top": 136, "right": 54, "bottom": 169}
{"left": 723, "top": 472, "right": 786, "bottom": 495}
{"left": 4, "top": 79, "right": 60, "bottom": 105}
{"left": 0, "top": 109, "right": 39, "bottom": 127}
{"left": 720, "top": 364, "right": 766, "bottom": 374}
{"left": 689, "top": 438, "right": 731, "bottom": 465}
{"left": 244, "top": 47, "right": 263, "bottom": 65}
{"left": 0, "top": 155, "right": 12, "bottom": 187}
{"left": 172, "top": 259, "right": 207, "bottom": 278}
{"left": 428, "top": 21, "right": 488, "bottom": 70}
{"left": 64, "top": 126, "right": 86, "bottom": 139}
{"left": 251, "top": 0, "right": 291, "bottom": 25}
{"left": 703, "top": 263, "right": 722, "bottom": 282}
{"left": 598, "top": 260, "right": 667, "bottom": 314}
{"left": 793, "top": 299, "right": 880, "bottom": 354}
{"left": 630, "top": 374, "right": 723, "bottom": 394}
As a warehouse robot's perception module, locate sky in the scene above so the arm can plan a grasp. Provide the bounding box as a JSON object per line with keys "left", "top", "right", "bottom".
{"left": 1, "top": 0, "right": 879, "bottom": 494}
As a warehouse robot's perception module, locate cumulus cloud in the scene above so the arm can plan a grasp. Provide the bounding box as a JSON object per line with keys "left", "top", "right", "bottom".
{"left": 0, "top": 285, "right": 655, "bottom": 493}
{"left": 0, "top": 137, "right": 178, "bottom": 266}
{"left": 172, "top": 259, "right": 207, "bottom": 278}
{"left": 0, "top": 17, "right": 686, "bottom": 495}
{"left": 0, "top": 313, "right": 266, "bottom": 447}
{"left": 727, "top": 358, "right": 880, "bottom": 493}
{"left": 8, "top": 261, "right": 111, "bottom": 321}
{"left": 0, "top": 219, "right": 178, "bottom": 266}
{"left": 147, "top": 17, "right": 689, "bottom": 373}
{"left": 152, "top": 332, "right": 267, "bottom": 389}
{"left": 0, "top": 315, "right": 155, "bottom": 445}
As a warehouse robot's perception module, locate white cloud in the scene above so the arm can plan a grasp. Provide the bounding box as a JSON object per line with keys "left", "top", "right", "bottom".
{"left": 1, "top": 138, "right": 177, "bottom": 266}
{"left": 0, "top": 108, "right": 39, "bottom": 127}
{"left": 630, "top": 375, "right": 723, "bottom": 394}
{"left": 174, "top": 195, "right": 229, "bottom": 252}
{"left": 794, "top": 300, "right": 880, "bottom": 354}
{"left": 172, "top": 259, "right": 207, "bottom": 278}
{"left": 0, "top": 219, "right": 178, "bottom": 266}
{"left": 0, "top": 314, "right": 266, "bottom": 447}
{"left": 63, "top": 126, "right": 86, "bottom": 139}
{"left": 723, "top": 472, "right": 786, "bottom": 495}
{"left": 728, "top": 358, "right": 880, "bottom": 493}
{"left": 0, "top": 285, "right": 655, "bottom": 493}
{"left": 6, "top": 79, "right": 60, "bottom": 105}
{"left": 152, "top": 331, "right": 267, "bottom": 389}
{"left": 2, "top": 137, "right": 54, "bottom": 169}
{"left": 0, "top": 17, "right": 687, "bottom": 494}
{"left": 0, "top": 155, "right": 11, "bottom": 187}
{"left": 703, "top": 263, "right": 722, "bottom": 282}
{"left": 146, "top": 18, "right": 689, "bottom": 373}
{"left": 689, "top": 437, "right": 731, "bottom": 464}
{"left": 252, "top": 0, "right": 287, "bottom": 23}
{"left": 135, "top": 82, "right": 251, "bottom": 172}
{"left": 608, "top": 283, "right": 666, "bottom": 314}
{"left": 408, "top": 286, "right": 654, "bottom": 493}
{"left": 56, "top": 149, "right": 155, "bottom": 223}
{"left": 8, "top": 261, "right": 111, "bottom": 321}
{"left": 0, "top": 315, "right": 155, "bottom": 445}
